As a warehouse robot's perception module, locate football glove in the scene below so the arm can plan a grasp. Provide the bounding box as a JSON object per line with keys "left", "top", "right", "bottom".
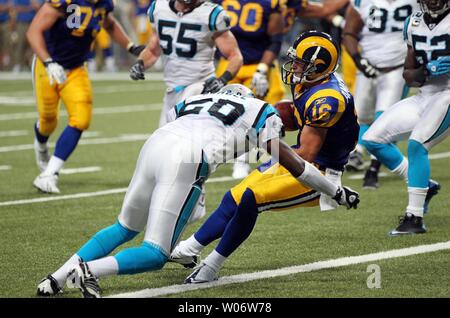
{"left": 251, "top": 63, "right": 269, "bottom": 98}
{"left": 43, "top": 59, "right": 67, "bottom": 85}
{"left": 202, "top": 71, "right": 233, "bottom": 94}
{"left": 353, "top": 53, "right": 380, "bottom": 78}
{"left": 129, "top": 59, "right": 145, "bottom": 80}
{"left": 127, "top": 42, "right": 146, "bottom": 57}
{"left": 332, "top": 186, "right": 360, "bottom": 209}
{"left": 426, "top": 56, "right": 450, "bottom": 76}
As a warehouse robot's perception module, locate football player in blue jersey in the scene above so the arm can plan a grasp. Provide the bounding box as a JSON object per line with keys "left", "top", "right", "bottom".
{"left": 171, "top": 31, "right": 361, "bottom": 283}
{"left": 27, "top": 0, "right": 145, "bottom": 194}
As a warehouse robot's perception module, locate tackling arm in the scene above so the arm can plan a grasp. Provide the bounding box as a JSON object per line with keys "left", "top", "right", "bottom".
{"left": 213, "top": 30, "right": 243, "bottom": 81}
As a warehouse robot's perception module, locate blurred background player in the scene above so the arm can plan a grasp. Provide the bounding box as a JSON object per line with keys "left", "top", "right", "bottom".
{"left": 343, "top": 0, "right": 419, "bottom": 189}
{"left": 363, "top": 0, "right": 449, "bottom": 235}
{"left": 0, "top": 0, "right": 11, "bottom": 70}
{"left": 28, "top": 0, "right": 145, "bottom": 194}
{"left": 213, "top": 0, "right": 285, "bottom": 179}
{"left": 10, "top": 0, "right": 41, "bottom": 72}
{"left": 131, "top": 0, "right": 151, "bottom": 45}
{"left": 87, "top": 27, "right": 117, "bottom": 72}
{"left": 172, "top": 31, "right": 361, "bottom": 283}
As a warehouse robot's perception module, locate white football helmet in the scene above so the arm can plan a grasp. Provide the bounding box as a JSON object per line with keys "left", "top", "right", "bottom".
{"left": 218, "top": 84, "right": 255, "bottom": 98}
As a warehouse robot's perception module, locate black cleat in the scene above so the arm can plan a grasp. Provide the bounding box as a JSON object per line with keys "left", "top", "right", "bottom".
{"left": 66, "top": 262, "right": 101, "bottom": 298}
{"left": 346, "top": 151, "right": 365, "bottom": 172}
{"left": 168, "top": 255, "right": 198, "bottom": 269}
{"left": 363, "top": 169, "right": 379, "bottom": 189}
{"left": 389, "top": 213, "right": 427, "bottom": 236}
{"left": 424, "top": 179, "right": 440, "bottom": 214}
{"left": 37, "top": 274, "right": 62, "bottom": 296}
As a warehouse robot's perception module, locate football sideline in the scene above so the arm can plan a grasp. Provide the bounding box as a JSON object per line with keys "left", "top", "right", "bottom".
{"left": 108, "top": 240, "right": 450, "bottom": 298}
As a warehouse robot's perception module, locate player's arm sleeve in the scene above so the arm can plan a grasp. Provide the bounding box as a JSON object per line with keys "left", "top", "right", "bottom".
{"left": 147, "top": 0, "right": 157, "bottom": 23}
{"left": 304, "top": 93, "right": 346, "bottom": 128}
{"left": 250, "top": 104, "right": 285, "bottom": 147}
{"left": 210, "top": 5, "right": 231, "bottom": 32}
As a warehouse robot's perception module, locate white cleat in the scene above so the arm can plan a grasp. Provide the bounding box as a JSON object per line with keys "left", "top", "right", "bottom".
{"left": 232, "top": 162, "right": 251, "bottom": 179}
{"left": 33, "top": 173, "right": 60, "bottom": 194}
{"left": 36, "top": 275, "right": 62, "bottom": 296}
{"left": 34, "top": 140, "right": 50, "bottom": 172}
{"left": 170, "top": 242, "right": 200, "bottom": 269}
{"left": 184, "top": 262, "right": 218, "bottom": 284}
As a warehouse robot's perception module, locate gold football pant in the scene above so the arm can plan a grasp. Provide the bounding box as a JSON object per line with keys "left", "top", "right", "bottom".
{"left": 33, "top": 57, "right": 93, "bottom": 137}
{"left": 230, "top": 160, "right": 320, "bottom": 212}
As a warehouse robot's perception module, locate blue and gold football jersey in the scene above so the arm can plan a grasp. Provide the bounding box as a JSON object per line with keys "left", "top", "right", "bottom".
{"left": 44, "top": 0, "right": 114, "bottom": 69}
{"left": 215, "top": 0, "right": 282, "bottom": 64}
{"left": 291, "top": 74, "right": 359, "bottom": 170}
{"left": 132, "top": 0, "right": 150, "bottom": 15}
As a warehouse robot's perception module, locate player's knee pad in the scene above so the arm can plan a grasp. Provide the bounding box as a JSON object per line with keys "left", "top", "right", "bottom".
{"left": 38, "top": 116, "right": 58, "bottom": 136}
{"left": 115, "top": 242, "right": 168, "bottom": 275}
{"left": 77, "top": 221, "right": 139, "bottom": 262}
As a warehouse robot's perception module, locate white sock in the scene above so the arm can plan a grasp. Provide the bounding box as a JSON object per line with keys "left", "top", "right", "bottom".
{"left": 355, "top": 144, "right": 364, "bottom": 154}
{"left": 52, "top": 254, "right": 81, "bottom": 288}
{"left": 203, "top": 249, "right": 226, "bottom": 272}
{"left": 87, "top": 256, "right": 119, "bottom": 278}
{"left": 297, "top": 161, "right": 339, "bottom": 197}
{"left": 406, "top": 187, "right": 427, "bottom": 218}
{"left": 173, "top": 235, "right": 205, "bottom": 258}
{"left": 391, "top": 157, "right": 408, "bottom": 182}
{"left": 34, "top": 138, "right": 48, "bottom": 151}
{"left": 43, "top": 156, "right": 65, "bottom": 175}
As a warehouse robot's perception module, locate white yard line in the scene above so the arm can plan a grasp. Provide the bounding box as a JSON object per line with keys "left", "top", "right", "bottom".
{"left": 0, "top": 176, "right": 234, "bottom": 207}
{"left": 108, "top": 241, "right": 450, "bottom": 298}
{"left": 347, "top": 172, "right": 389, "bottom": 180}
{"left": 0, "top": 165, "right": 11, "bottom": 171}
{"left": 0, "top": 103, "right": 162, "bottom": 121}
{"left": 0, "top": 134, "right": 150, "bottom": 153}
{"left": 0, "top": 72, "right": 165, "bottom": 81}
{"left": 60, "top": 166, "right": 102, "bottom": 175}
{"left": 0, "top": 130, "right": 28, "bottom": 137}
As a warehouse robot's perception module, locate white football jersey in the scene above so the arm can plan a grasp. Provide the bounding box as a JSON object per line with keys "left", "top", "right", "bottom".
{"left": 149, "top": 0, "right": 231, "bottom": 89}
{"left": 161, "top": 92, "right": 284, "bottom": 172}
{"left": 352, "top": 0, "right": 419, "bottom": 67}
{"left": 405, "top": 10, "right": 450, "bottom": 94}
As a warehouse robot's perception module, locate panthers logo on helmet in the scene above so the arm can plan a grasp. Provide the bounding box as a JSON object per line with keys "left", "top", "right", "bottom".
{"left": 218, "top": 84, "right": 255, "bottom": 98}
{"left": 281, "top": 31, "right": 340, "bottom": 85}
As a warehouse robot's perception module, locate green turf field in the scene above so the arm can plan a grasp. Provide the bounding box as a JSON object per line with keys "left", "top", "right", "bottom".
{"left": 0, "top": 78, "right": 449, "bottom": 298}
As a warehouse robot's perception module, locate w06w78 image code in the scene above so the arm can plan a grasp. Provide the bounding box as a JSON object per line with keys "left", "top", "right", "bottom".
{"left": 177, "top": 301, "right": 272, "bottom": 315}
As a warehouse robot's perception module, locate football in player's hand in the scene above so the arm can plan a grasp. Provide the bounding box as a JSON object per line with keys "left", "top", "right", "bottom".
{"left": 274, "top": 100, "right": 298, "bottom": 131}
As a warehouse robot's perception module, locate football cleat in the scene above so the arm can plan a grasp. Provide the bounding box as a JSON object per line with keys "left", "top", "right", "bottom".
{"left": 36, "top": 275, "right": 62, "bottom": 296}
{"left": 363, "top": 169, "right": 379, "bottom": 189}
{"left": 33, "top": 173, "right": 60, "bottom": 194}
{"left": 34, "top": 140, "right": 50, "bottom": 172}
{"left": 424, "top": 179, "right": 440, "bottom": 214}
{"left": 389, "top": 213, "right": 427, "bottom": 236}
{"left": 346, "top": 151, "right": 365, "bottom": 172}
{"left": 66, "top": 262, "right": 101, "bottom": 298}
{"left": 232, "top": 162, "right": 251, "bottom": 179}
{"left": 184, "top": 262, "right": 218, "bottom": 284}
{"left": 168, "top": 255, "right": 199, "bottom": 269}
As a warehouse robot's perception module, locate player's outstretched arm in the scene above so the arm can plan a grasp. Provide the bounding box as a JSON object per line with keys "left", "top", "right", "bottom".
{"left": 129, "top": 32, "right": 161, "bottom": 81}
{"left": 103, "top": 14, "right": 145, "bottom": 56}
{"left": 266, "top": 138, "right": 359, "bottom": 209}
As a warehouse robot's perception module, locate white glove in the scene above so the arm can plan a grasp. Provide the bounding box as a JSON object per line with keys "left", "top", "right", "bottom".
{"left": 44, "top": 59, "right": 67, "bottom": 85}
{"left": 251, "top": 63, "right": 269, "bottom": 98}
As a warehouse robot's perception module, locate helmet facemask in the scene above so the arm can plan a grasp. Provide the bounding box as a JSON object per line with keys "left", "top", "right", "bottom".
{"left": 419, "top": 0, "right": 449, "bottom": 18}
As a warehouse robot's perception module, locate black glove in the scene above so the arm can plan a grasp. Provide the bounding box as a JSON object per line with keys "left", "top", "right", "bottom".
{"left": 128, "top": 43, "right": 146, "bottom": 57}
{"left": 353, "top": 53, "right": 380, "bottom": 78}
{"left": 129, "top": 59, "right": 145, "bottom": 80}
{"left": 201, "top": 71, "right": 233, "bottom": 94}
{"left": 332, "top": 186, "right": 360, "bottom": 209}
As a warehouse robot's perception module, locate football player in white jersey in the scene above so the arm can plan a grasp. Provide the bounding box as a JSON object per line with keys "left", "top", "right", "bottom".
{"left": 129, "top": 0, "right": 243, "bottom": 127}
{"left": 129, "top": 0, "right": 243, "bottom": 224}
{"left": 36, "top": 84, "right": 360, "bottom": 297}
{"left": 363, "top": 0, "right": 449, "bottom": 235}
{"left": 343, "top": 0, "right": 419, "bottom": 188}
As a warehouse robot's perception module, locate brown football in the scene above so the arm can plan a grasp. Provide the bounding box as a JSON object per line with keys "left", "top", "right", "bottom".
{"left": 274, "top": 100, "right": 298, "bottom": 131}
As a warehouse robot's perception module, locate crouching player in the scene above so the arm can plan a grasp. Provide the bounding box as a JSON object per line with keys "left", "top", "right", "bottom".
{"left": 171, "top": 31, "right": 361, "bottom": 283}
